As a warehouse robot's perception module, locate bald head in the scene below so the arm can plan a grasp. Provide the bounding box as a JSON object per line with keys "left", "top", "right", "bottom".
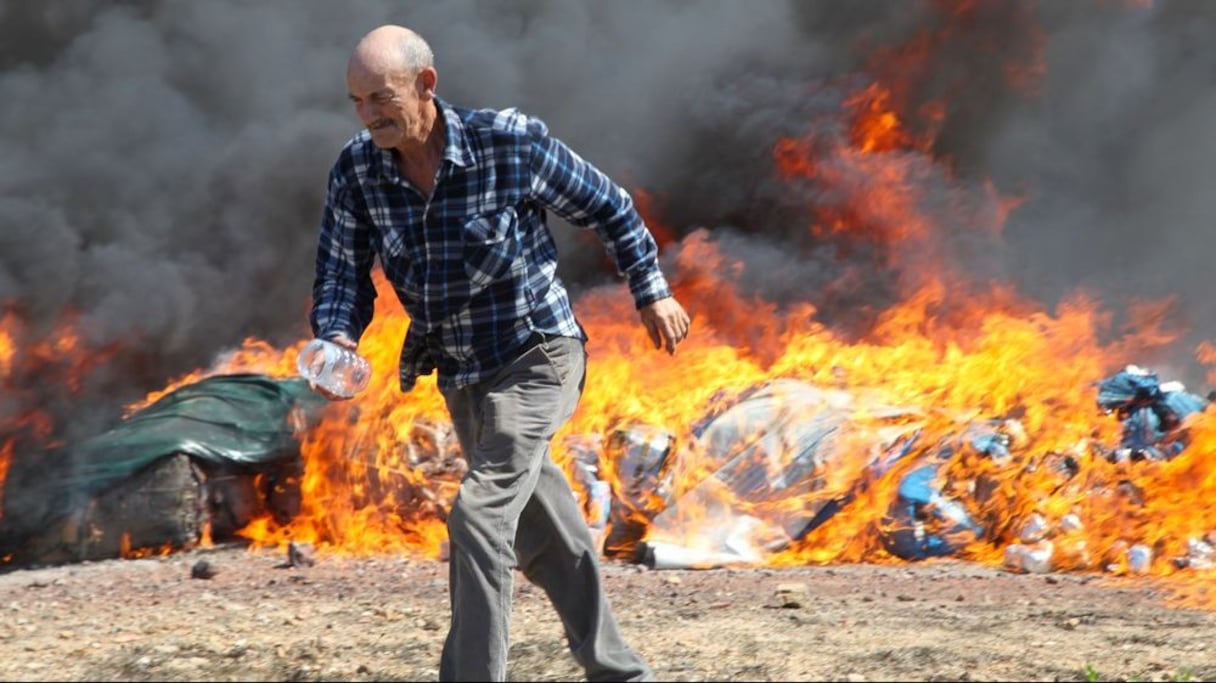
{"left": 345, "top": 25, "right": 441, "bottom": 153}
{"left": 348, "top": 25, "right": 434, "bottom": 78}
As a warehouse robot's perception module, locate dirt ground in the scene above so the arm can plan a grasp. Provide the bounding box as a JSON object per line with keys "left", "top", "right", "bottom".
{"left": 0, "top": 543, "right": 1213, "bottom": 682}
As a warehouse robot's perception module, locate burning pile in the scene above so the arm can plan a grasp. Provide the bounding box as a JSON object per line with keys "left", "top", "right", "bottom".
{"left": 1, "top": 344, "right": 1210, "bottom": 586}
{"left": 585, "top": 366, "right": 1212, "bottom": 573}
{"left": 1, "top": 0, "right": 1214, "bottom": 610}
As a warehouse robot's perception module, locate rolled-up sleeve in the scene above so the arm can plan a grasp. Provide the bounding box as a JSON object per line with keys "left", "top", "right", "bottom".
{"left": 310, "top": 168, "right": 376, "bottom": 343}
{"left": 526, "top": 118, "right": 672, "bottom": 309}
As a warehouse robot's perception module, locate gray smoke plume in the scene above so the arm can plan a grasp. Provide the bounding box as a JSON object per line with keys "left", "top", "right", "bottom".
{"left": 1, "top": 0, "right": 1213, "bottom": 449}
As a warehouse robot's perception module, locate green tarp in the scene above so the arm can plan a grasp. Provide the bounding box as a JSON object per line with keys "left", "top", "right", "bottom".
{"left": 0, "top": 374, "right": 326, "bottom": 561}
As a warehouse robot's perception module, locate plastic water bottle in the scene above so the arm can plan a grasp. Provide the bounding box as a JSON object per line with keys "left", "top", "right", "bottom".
{"left": 296, "top": 338, "right": 371, "bottom": 399}
{"left": 1186, "top": 538, "right": 1214, "bottom": 570}
{"left": 586, "top": 480, "right": 613, "bottom": 551}
{"left": 1058, "top": 513, "right": 1083, "bottom": 533}
{"left": 1017, "top": 513, "right": 1048, "bottom": 543}
{"left": 1021, "top": 541, "right": 1054, "bottom": 574}
{"left": 1003, "top": 543, "right": 1027, "bottom": 571}
{"left": 1127, "top": 543, "right": 1153, "bottom": 574}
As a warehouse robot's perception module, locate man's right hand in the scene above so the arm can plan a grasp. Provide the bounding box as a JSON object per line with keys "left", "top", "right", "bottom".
{"left": 638, "top": 296, "right": 691, "bottom": 355}
{"left": 307, "top": 334, "right": 359, "bottom": 401}
{"left": 309, "top": 382, "right": 352, "bottom": 402}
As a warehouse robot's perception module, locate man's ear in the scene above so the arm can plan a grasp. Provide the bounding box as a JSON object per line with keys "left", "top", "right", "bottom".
{"left": 418, "top": 67, "right": 438, "bottom": 97}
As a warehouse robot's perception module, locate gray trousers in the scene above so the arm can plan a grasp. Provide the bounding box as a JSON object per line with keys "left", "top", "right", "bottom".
{"left": 438, "top": 335, "right": 653, "bottom": 682}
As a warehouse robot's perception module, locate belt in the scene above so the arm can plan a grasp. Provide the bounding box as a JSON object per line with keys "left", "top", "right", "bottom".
{"left": 517, "top": 331, "right": 549, "bottom": 357}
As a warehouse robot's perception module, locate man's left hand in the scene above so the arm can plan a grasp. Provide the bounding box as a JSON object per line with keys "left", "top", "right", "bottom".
{"left": 639, "top": 296, "right": 691, "bottom": 355}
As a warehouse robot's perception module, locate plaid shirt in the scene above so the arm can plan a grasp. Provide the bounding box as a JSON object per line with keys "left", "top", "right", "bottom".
{"left": 311, "top": 98, "right": 672, "bottom": 391}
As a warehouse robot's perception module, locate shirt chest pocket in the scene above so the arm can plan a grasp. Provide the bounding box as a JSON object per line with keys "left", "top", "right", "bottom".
{"left": 462, "top": 206, "right": 522, "bottom": 287}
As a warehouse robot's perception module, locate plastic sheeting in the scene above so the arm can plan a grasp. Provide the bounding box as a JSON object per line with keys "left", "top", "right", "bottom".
{"left": 639, "top": 379, "right": 924, "bottom": 567}
{"left": 1096, "top": 365, "right": 1210, "bottom": 461}
{"left": 0, "top": 374, "right": 326, "bottom": 558}
{"left": 878, "top": 419, "right": 1013, "bottom": 560}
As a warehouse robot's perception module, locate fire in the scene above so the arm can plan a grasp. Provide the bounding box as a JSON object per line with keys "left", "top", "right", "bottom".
{"left": 0, "top": 305, "right": 73, "bottom": 508}
{"left": 845, "top": 83, "right": 924, "bottom": 154}
{"left": 0, "top": 312, "right": 14, "bottom": 379}
{"left": 118, "top": 532, "right": 176, "bottom": 560}
{"left": 0, "top": 0, "right": 1211, "bottom": 612}
{"left": 127, "top": 337, "right": 302, "bottom": 416}
{"left": 0, "top": 441, "right": 11, "bottom": 522}
{"left": 632, "top": 189, "right": 677, "bottom": 249}
{"left": 1198, "top": 341, "right": 1216, "bottom": 388}
{"left": 218, "top": 277, "right": 454, "bottom": 559}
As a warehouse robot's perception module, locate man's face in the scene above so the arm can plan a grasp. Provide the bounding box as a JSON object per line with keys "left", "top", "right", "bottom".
{"left": 346, "top": 68, "right": 428, "bottom": 149}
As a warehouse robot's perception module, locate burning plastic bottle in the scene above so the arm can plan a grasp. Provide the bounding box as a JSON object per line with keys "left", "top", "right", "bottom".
{"left": 296, "top": 338, "right": 372, "bottom": 399}
{"left": 1021, "top": 541, "right": 1054, "bottom": 574}
{"left": 1185, "top": 538, "right": 1214, "bottom": 570}
{"left": 1004, "top": 541, "right": 1054, "bottom": 574}
{"left": 586, "top": 480, "right": 613, "bottom": 551}
{"left": 1017, "top": 513, "right": 1048, "bottom": 543}
{"left": 1126, "top": 544, "right": 1153, "bottom": 574}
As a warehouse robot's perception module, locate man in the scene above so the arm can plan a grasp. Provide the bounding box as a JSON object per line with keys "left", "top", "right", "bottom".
{"left": 308, "top": 24, "right": 689, "bottom": 682}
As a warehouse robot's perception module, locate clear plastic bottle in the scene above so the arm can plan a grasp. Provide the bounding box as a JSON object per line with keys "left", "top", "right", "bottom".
{"left": 1003, "top": 543, "right": 1027, "bottom": 571}
{"left": 1021, "top": 541, "right": 1054, "bottom": 574}
{"left": 1127, "top": 543, "right": 1153, "bottom": 574}
{"left": 296, "top": 338, "right": 371, "bottom": 399}
{"left": 1017, "top": 513, "right": 1048, "bottom": 543}
{"left": 586, "top": 480, "right": 613, "bottom": 549}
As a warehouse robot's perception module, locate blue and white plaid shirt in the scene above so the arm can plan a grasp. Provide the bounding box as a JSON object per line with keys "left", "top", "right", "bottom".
{"left": 310, "top": 98, "right": 672, "bottom": 391}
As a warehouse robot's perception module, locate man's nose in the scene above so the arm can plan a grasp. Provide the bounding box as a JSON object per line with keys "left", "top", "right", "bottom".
{"left": 356, "top": 101, "right": 378, "bottom": 123}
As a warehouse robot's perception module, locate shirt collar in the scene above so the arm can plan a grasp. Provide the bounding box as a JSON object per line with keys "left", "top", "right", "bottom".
{"left": 438, "top": 97, "right": 474, "bottom": 168}
{"left": 368, "top": 96, "right": 472, "bottom": 180}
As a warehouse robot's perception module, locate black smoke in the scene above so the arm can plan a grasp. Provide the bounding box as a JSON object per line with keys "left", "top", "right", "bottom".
{"left": 1, "top": 0, "right": 1213, "bottom": 449}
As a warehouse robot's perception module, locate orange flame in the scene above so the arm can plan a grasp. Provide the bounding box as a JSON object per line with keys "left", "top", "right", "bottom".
{"left": 0, "top": 312, "right": 14, "bottom": 380}
{"left": 632, "top": 189, "right": 677, "bottom": 249}
{"left": 0, "top": 440, "right": 11, "bottom": 522}
{"left": 143, "top": 36, "right": 1213, "bottom": 599}
{"left": 3, "top": 0, "right": 1212, "bottom": 612}
{"left": 1, "top": 306, "right": 70, "bottom": 501}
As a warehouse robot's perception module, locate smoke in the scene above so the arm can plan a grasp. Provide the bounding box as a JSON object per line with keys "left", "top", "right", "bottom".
{"left": 1, "top": 0, "right": 1214, "bottom": 446}
{"left": 988, "top": 2, "right": 1216, "bottom": 384}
